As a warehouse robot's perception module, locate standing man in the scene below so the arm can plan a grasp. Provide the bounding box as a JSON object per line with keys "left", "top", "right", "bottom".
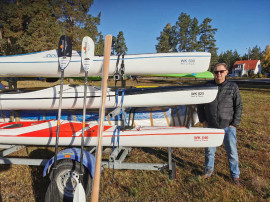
{"left": 197, "top": 63, "right": 242, "bottom": 185}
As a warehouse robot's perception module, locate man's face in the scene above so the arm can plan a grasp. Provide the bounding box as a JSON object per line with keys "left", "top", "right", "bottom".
{"left": 214, "top": 65, "right": 228, "bottom": 84}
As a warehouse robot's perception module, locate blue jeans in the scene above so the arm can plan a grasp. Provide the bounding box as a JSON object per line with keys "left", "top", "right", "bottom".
{"left": 204, "top": 126, "right": 240, "bottom": 178}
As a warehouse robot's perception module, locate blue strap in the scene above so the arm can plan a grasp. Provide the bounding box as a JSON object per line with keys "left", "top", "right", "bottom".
{"left": 112, "top": 127, "right": 117, "bottom": 151}
{"left": 112, "top": 89, "right": 127, "bottom": 152}
{"left": 117, "top": 126, "right": 121, "bottom": 149}
{"left": 112, "top": 126, "right": 121, "bottom": 151}
{"left": 119, "top": 89, "right": 129, "bottom": 125}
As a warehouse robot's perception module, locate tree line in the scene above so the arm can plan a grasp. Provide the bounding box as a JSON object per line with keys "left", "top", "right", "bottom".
{"left": 156, "top": 12, "right": 218, "bottom": 71}
{"left": 0, "top": 0, "right": 127, "bottom": 56}
{"left": 218, "top": 46, "right": 270, "bottom": 74}
{"left": 155, "top": 12, "right": 270, "bottom": 74}
{"left": 0, "top": 3, "right": 269, "bottom": 74}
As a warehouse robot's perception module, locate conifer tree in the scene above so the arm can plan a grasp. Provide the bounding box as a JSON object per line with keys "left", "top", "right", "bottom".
{"left": 250, "top": 45, "right": 262, "bottom": 60}
{"left": 156, "top": 23, "right": 176, "bottom": 53}
{"left": 174, "top": 12, "right": 192, "bottom": 52}
{"left": 114, "top": 31, "right": 128, "bottom": 55}
{"left": 95, "top": 35, "right": 104, "bottom": 56}
{"left": 218, "top": 50, "right": 240, "bottom": 72}
{"left": 199, "top": 18, "right": 217, "bottom": 52}
{"left": 52, "top": 0, "right": 101, "bottom": 50}
{"left": 199, "top": 18, "right": 218, "bottom": 70}
{"left": 233, "top": 50, "right": 240, "bottom": 63}
{"left": 18, "top": 0, "right": 62, "bottom": 52}
{"left": 156, "top": 13, "right": 217, "bottom": 55}
{"left": 188, "top": 17, "right": 201, "bottom": 52}
{"left": 0, "top": 0, "right": 101, "bottom": 54}
{"left": 0, "top": 0, "right": 26, "bottom": 54}
{"left": 111, "top": 36, "right": 117, "bottom": 55}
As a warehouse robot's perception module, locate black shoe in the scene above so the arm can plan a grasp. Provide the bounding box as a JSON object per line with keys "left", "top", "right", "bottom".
{"left": 202, "top": 167, "right": 213, "bottom": 179}
{"left": 233, "top": 177, "right": 241, "bottom": 186}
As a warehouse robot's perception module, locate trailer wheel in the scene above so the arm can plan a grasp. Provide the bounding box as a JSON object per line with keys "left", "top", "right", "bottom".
{"left": 51, "top": 159, "right": 92, "bottom": 201}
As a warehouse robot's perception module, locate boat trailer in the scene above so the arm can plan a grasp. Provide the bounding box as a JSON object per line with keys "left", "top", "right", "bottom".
{"left": 0, "top": 144, "right": 176, "bottom": 178}
{"left": 0, "top": 144, "right": 176, "bottom": 200}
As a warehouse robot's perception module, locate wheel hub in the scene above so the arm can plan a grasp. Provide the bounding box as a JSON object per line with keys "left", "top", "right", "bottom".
{"left": 57, "top": 170, "right": 79, "bottom": 197}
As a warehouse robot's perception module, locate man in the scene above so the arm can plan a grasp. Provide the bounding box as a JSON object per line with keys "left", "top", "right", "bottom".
{"left": 197, "top": 63, "right": 242, "bottom": 185}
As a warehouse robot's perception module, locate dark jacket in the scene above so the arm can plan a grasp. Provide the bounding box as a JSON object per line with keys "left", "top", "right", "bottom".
{"left": 197, "top": 80, "right": 242, "bottom": 129}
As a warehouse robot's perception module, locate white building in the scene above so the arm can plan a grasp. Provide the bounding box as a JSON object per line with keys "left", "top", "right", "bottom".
{"left": 232, "top": 60, "right": 262, "bottom": 77}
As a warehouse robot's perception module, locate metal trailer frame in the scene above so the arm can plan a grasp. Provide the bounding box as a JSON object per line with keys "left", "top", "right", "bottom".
{"left": 0, "top": 144, "right": 176, "bottom": 180}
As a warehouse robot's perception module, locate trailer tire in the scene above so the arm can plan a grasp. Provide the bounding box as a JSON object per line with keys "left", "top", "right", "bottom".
{"left": 51, "top": 159, "right": 92, "bottom": 201}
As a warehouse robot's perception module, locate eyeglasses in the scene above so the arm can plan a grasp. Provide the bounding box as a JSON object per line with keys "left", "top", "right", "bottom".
{"left": 214, "top": 70, "right": 227, "bottom": 75}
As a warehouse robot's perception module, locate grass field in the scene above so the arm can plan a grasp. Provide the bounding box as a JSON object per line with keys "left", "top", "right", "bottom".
{"left": 0, "top": 78, "right": 269, "bottom": 201}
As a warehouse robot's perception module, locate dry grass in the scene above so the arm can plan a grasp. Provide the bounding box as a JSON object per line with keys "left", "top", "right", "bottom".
{"left": 0, "top": 78, "right": 270, "bottom": 201}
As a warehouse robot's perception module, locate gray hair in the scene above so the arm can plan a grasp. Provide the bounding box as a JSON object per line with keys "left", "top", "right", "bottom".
{"left": 214, "top": 63, "right": 228, "bottom": 70}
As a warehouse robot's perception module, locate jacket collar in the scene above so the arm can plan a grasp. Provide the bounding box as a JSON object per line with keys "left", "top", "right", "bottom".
{"left": 214, "top": 79, "right": 228, "bottom": 87}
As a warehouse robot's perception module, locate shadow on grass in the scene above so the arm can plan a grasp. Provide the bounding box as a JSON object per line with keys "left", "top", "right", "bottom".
{"left": 141, "top": 147, "right": 204, "bottom": 176}
{"left": 28, "top": 148, "right": 54, "bottom": 202}
{"left": 140, "top": 147, "right": 234, "bottom": 183}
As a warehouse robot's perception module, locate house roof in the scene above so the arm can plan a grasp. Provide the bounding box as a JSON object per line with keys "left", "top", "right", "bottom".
{"left": 233, "top": 60, "right": 259, "bottom": 70}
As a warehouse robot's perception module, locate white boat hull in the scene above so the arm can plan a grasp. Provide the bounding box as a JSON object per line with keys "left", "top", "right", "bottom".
{"left": 0, "top": 50, "right": 211, "bottom": 77}
{"left": 0, "top": 85, "right": 218, "bottom": 110}
{"left": 0, "top": 120, "right": 224, "bottom": 147}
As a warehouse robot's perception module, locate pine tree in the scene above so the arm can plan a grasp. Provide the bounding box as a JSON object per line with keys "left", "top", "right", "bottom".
{"left": 114, "top": 31, "right": 128, "bottom": 55}
{"left": 111, "top": 36, "right": 117, "bottom": 55}
{"left": 199, "top": 18, "right": 217, "bottom": 52}
{"left": 188, "top": 17, "right": 201, "bottom": 52}
{"left": 156, "top": 23, "right": 176, "bottom": 53}
{"left": 225, "top": 50, "right": 233, "bottom": 69}
{"left": 17, "top": 0, "right": 62, "bottom": 52}
{"left": 210, "top": 52, "right": 219, "bottom": 72}
{"left": 95, "top": 35, "right": 104, "bottom": 56}
{"left": 218, "top": 52, "right": 224, "bottom": 63}
{"left": 199, "top": 18, "right": 218, "bottom": 70}
{"left": 250, "top": 45, "right": 262, "bottom": 60}
{"left": 218, "top": 50, "right": 240, "bottom": 72}
{"left": 155, "top": 12, "right": 218, "bottom": 71}
{"left": 175, "top": 12, "right": 192, "bottom": 52}
{"left": 0, "top": 0, "right": 26, "bottom": 54}
{"left": 52, "top": 0, "right": 101, "bottom": 50}
{"left": 233, "top": 50, "right": 240, "bottom": 61}
{"left": 155, "top": 13, "right": 218, "bottom": 55}
{"left": 0, "top": 0, "right": 101, "bottom": 55}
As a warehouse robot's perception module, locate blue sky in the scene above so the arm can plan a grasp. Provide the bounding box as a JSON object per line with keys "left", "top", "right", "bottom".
{"left": 91, "top": 0, "right": 270, "bottom": 56}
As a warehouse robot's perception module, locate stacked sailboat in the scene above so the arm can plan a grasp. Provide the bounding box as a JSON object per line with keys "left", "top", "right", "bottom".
{"left": 0, "top": 36, "right": 224, "bottom": 148}
{"left": 0, "top": 50, "right": 210, "bottom": 77}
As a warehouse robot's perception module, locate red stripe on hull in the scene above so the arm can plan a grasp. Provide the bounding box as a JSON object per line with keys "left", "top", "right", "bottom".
{"left": 0, "top": 122, "right": 112, "bottom": 138}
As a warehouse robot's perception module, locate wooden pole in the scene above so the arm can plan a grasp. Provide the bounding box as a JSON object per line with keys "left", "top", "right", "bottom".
{"left": 91, "top": 34, "right": 112, "bottom": 202}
